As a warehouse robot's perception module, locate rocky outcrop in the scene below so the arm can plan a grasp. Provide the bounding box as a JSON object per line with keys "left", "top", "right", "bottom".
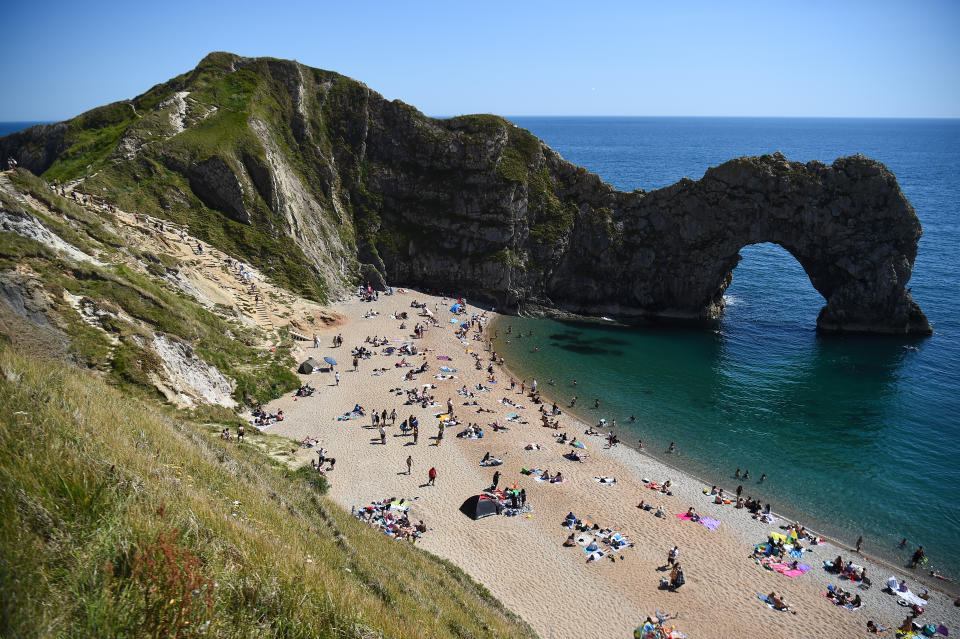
{"left": 187, "top": 156, "right": 250, "bottom": 224}
{"left": 146, "top": 333, "right": 236, "bottom": 408}
{"left": 0, "top": 53, "right": 931, "bottom": 334}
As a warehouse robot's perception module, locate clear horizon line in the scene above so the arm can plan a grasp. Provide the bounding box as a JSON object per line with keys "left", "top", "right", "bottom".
{"left": 4, "top": 114, "right": 960, "bottom": 126}
{"left": 435, "top": 114, "right": 960, "bottom": 120}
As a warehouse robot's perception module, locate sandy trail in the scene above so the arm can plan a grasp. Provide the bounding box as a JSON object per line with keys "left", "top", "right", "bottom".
{"left": 266, "top": 290, "right": 959, "bottom": 639}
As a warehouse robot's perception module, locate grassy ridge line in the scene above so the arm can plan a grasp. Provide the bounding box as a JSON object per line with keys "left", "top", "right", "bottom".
{"left": 0, "top": 344, "right": 536, "bottom": 638}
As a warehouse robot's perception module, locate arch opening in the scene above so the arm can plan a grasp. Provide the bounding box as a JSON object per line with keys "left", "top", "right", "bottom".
{"left": 719, "top": 243, "right": 823, "bottom": 330}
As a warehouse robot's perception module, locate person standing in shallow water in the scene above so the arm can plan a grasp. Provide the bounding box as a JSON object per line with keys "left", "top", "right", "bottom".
{"left": 668, "top": 442, "right": 675, "bottom": 453}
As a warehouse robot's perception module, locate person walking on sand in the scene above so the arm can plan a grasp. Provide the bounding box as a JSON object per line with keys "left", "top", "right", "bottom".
{"left": 406, "top": 455, "right": 412, "bottom": 475}
{"left": 313, "top": 333, "right": 319, "bottom": 348}
{"left": 379, "top": 425, "right": 386, "bottom": 445}
{"left": 492, "top": 470, "right": 501, "bottom": 490}
{"left": 390, "top": 408, "right": 397, "bottom": 424}
{"left": 668, "top": 546, "right": 678, "bottom": 566}
{"left": 413, "top": 424, "right": 419, "bottom": 444}
{"left": 334, "top": 371, "right": 340, "bottom": 386}
{"left": 428, "top": 466, "right": 437, "bottom": 486}
{"left": 353, "top": 356, "right": 359, "bottom": 371}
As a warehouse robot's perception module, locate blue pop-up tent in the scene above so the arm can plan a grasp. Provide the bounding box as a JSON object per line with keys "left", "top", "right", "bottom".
{"left": 450, "top": 303, "right": 461, "bottom": 312}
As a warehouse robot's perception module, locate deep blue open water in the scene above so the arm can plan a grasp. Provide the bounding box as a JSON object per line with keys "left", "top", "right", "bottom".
{"left": 496, "top": 117, "right": 960, "bottom": 579}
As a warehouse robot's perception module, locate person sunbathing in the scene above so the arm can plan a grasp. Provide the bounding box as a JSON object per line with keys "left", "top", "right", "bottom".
{"left": 767, "top": 591, "right": 789, "bottom": 611}
{"left": 866, "top": 620, "right": 887, "bottom": 634}
{"left": 563, "top": 533, "right": 576, "bottom": 547}
{"left": 551, "top": 472, "right": 563, "bottom": 483}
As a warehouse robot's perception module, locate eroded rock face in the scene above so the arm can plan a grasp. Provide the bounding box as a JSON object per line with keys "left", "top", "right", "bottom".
{"left": 187, "top": 156, "right": 250, "bottom": 224}
{"left": 0, "top": 54, "right": 931, "bottom": 334}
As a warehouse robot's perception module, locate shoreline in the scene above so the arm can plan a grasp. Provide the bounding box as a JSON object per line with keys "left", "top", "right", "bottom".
{"left": 264, "top": 289, "right": 959, "bottom": 638}
{"left": 488, "top": 314, "right": 959, "bottom": 600}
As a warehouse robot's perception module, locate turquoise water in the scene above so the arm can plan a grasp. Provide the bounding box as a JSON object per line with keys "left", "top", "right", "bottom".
{"left": 496, "top": 117, "right": 960, "bottom": 579}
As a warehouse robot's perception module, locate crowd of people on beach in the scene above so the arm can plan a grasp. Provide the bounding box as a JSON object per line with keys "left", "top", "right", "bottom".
{"left": 267, "top": 284, "right": 958, "bottom": 637}
{"left": 352, "top": 498, "right": 427, "bottom": 542}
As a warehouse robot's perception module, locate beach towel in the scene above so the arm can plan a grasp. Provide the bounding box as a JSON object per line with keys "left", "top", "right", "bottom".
{"left": 438, "top": 366, "right": 457, "bottom": 373}
{"left": 885, "top": 580, "right": 928, "bottom": 607}
{"left": 587, "top": 550, "right": 606, "bottom": 562}
{"left": 674, "top": 513, "right": 694, "bottom": 521}
{"left": 698, "top": 516, "right": 721, "bottom": 531}
{"left": 757, "top": 594, "right": 788, "bottom": 611}
{"left": 594, "top": 477, "right": 617, "bottom": 485}
{"left": 777, "top": 563, "right": 811, "bottom": 578}
{"left": 437, "top": 355, "right": 452, "bottom": 360}
{"left": 789, "top": 549, "right": 804, "bottom": 559}
{"left": 534, "top": 475, "right": 549, "bottom": 483}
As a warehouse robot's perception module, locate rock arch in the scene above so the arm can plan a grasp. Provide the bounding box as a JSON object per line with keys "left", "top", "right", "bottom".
{"left": 544, "top": 153, "right": 931, "bottom": 334}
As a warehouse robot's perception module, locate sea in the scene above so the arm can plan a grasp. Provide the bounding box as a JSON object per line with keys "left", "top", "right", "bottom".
{"left": 494, "top": 116, "right": 960, "bottom": 581}
{"left": 3, "top": 117, "right": 959, "bottom": 579}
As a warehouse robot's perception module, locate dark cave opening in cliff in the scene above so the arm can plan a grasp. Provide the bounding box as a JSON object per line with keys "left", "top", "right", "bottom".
{"left": 719, "top": 242, "right": 823, "bottom": 331}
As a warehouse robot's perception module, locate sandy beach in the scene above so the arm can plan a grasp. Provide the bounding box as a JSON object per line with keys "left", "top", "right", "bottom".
{"left": 264, "top": 289, "right": 960, "bottom": 639}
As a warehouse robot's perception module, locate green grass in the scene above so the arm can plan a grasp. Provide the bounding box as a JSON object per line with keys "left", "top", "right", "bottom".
{"left": 0, "top": 344, "right": 536, "bottom": 638}
{"left": 44, "top": 102, "right": 138, "bottom": 182}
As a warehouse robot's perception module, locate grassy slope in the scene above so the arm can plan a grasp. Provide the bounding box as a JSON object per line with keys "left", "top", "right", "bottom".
{"left": 0, "top": 344, "right": 534, "bottom": 638}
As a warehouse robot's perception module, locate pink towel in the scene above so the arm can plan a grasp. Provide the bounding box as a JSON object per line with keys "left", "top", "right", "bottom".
{"left": 674, "top": 513, "right": 693, "bottom": 521}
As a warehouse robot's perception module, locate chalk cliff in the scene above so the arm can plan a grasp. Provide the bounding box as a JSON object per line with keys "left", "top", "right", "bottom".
{"left": 0, "top": 52, "right": 930, "bottom": 333}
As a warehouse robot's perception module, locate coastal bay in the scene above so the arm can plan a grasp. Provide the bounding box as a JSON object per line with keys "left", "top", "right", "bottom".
{"left": 266, "top": 289, "right": 960, "bottom": 638}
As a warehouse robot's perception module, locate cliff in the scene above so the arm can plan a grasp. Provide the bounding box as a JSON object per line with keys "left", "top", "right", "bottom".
{"left": 0, "top": 52, "right": 930, "bottom": 334}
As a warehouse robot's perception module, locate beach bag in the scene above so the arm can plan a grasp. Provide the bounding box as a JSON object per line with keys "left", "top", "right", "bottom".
{"left": 676, "top": 571, "right": 685, "bottom": 586}
{"left": 923, "top": 625, "right": 937, "bottom": 637}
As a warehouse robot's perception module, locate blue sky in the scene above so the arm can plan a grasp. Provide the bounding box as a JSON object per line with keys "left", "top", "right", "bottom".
{"left": 2, "top": 0, "right": 959, "bottom": 121}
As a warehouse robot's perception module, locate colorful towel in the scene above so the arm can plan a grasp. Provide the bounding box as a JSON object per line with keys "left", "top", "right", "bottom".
{"left": 699, "top": 516, "right": 721, "bottom": 531}
{"left": 674, "top": 513, "right": 694, "bottom": 521}
{"left": 775, "top": 563, "right": 811, "bottom": 577}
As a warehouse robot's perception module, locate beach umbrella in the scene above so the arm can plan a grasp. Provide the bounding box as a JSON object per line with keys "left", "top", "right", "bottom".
{"left": 324, "top": 356, "right": 338, "bottom": 366}
{"left": 572, "top": 441, "right": 585, "bottom": 449}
